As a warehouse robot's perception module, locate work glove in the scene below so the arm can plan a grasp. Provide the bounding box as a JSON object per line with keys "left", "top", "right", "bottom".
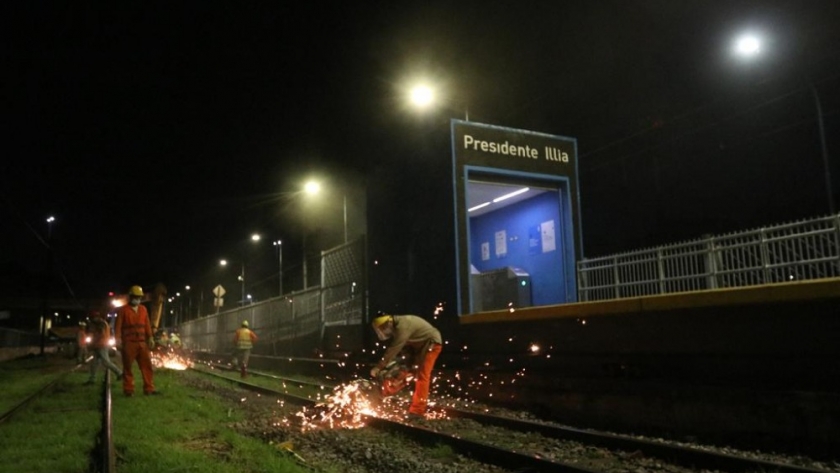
{"left": 370, "top": 366, "right": 381, "bottom": 378}
{"left": 147, "top": 338, "right": 155, "bottom": 350}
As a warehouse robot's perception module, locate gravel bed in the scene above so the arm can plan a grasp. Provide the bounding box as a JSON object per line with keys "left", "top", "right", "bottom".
{"left": 184, "top": 370, "right": 840, "bottom": 473}
{"left": 183, "top": 372, "right": 509, "bottom": 473}
{"left": 445, "top": 398, "right": 840, "bottom": 472}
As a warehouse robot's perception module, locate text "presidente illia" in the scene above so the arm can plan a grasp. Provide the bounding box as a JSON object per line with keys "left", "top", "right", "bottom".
{"left": 463, "top": 135, "right": 569, "bottom": 162}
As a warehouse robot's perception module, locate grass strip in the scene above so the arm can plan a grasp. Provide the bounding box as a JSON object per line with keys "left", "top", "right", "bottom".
{"left": 0, "top": 370, "right": 103, "bottom": 472}
{"left": 112, "top": 369, "right": 309, "bottom": 473}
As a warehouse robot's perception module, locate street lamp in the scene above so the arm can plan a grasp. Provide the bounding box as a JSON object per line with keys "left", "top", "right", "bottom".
{"left": 220, "top": 258, "right": 246, "bottom": 306}
{"left": 733, "top": 32, "right": 834, "bottom": 214}
{"left": 273, "top": 240, "right": 283, "bottom": 296}
{"left": 406, "top": 80, "right": 469, "bottom": 120}
{"left": 222, "top": 233, "right": 261, "bottom": 306}
{"left": 304, "top": 179, "right": 348, "bottom": 243}
{"left": 39, "top": 215, "right": 56, "bottom": 356}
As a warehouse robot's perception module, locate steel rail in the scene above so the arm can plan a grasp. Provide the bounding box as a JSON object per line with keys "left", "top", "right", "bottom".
{"left": 200, "top": 361, "right": 330, "bottom": 389}
{"left": 445, "top": 408, "right": 830, "bottom": 473}
{"left": 100, "top": 370, "right": 116, "bottom": 473}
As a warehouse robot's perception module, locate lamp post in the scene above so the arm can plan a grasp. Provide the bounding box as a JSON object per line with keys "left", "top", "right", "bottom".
{"left": 733, "top": 32, "right": 834, "bottom": 214}
{"left": 39, "top": 216, "right": 56, "bottom": 356}
{"left": 220, "top": 259, "right": 245, "bottom": 306}
{"left": 273, "top": 240, "right": 283, "bottom": 296}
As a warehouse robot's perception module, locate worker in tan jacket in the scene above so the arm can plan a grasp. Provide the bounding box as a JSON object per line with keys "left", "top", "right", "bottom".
{"left": 371, "top": 312, "right": 442, "bottom": 419}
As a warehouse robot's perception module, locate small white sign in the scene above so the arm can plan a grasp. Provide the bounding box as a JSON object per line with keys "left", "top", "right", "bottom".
{"left": 495, "top": 230, "right": 507, "bottom": 257}
{"left": 213, "top": 285, "right": 226, "bottom": 297}
{"left": 541, "top": 220, "right": 556, "bottom": 253}
{"left": 481, "top": 242, "right": 490, "bottom": 261}
{"left": 213, "top": 297, "right": 224, "bottom": 307}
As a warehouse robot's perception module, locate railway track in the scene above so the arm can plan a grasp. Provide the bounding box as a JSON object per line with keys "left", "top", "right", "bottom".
{"left": 191, "top": 363, "right": 835, "bottom": 473}
{"left": 0, "top": 359, "right": 115, "bottom": 473}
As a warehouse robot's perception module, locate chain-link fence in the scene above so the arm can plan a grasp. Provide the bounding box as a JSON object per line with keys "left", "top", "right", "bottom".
{"left": 578, "top": 214, "right": 840, "bottom": 301}
{"left": 179, "top": 237, "right": 366, "bottom": 356}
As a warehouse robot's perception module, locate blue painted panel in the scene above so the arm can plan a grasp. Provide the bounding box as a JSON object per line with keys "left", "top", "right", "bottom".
{"left": 469, "top": 191, "right": 565, "bottom": 305}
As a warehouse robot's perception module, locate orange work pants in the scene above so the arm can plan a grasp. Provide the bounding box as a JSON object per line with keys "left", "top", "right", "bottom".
{"left": 121, "top": 341, "right": 155, "bottom": 395}
{"left": 409, "top": 343, "right": 442, "bottom": 415}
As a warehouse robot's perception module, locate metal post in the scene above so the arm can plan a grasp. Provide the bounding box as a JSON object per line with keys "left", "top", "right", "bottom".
{"left": 278, "top": 241, "right": 283, "bottom": 296}
{"left": 810, "top": 81, "right": 834, "bottom": 215}
{"left": 240, "top": 262, "right": 245, "bottom": 306}
{"left": 303, "top": 232, "right": 308, "bottom": 290}
{"left": 343, "top": 194, "right": 347, "bottom": 244}
{"left": 39, "top": 218, "right": 54, "bottom": 356}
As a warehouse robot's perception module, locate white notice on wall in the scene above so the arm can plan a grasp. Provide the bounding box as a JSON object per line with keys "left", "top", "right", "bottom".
{"left": 495, "top": 230, "right": 507, "bottom": 257}
{"left": 541, "top": 220, "right": 556, "bottom": 253}
{"left": 481, "top": 242, "right": 490, "bottom": 261}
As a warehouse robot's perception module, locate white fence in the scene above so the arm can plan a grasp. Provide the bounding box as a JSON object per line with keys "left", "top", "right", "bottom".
{"left": 578, "top": 214, "right": 840, "bottom": 301}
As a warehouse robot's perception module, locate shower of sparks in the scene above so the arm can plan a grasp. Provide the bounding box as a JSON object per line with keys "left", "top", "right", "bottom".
{"left": 294, "top": 381, "right": 381, "bottom": 431}
{"left": 150, "top": 350, "right": 194, "bottom": 370}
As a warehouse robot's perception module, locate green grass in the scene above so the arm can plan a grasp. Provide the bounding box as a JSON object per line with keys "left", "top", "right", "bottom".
{"left": 112, "top": 369, "right": 309, "bottom": 473}
{"left": 0, "top": 371, "right": 102, "bottom": 472}
{"left": 428, "top": 442, "right": 456, "bottom": 460}
{"left": 0, "top": 354, "right": 76, "bottom": 412}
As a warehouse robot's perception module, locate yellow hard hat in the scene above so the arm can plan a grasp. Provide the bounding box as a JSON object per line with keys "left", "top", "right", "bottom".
{"left": 372, "top": 313, "right": 391, "bottom": 328}
{"left": 372, "top": 312, "right": 394, "bottom": 341}
{"left": 128, "top": 285, "right": 144, "bottom": 297}
{"left": 241, "top": 320, "right": 249, "bottom": 327}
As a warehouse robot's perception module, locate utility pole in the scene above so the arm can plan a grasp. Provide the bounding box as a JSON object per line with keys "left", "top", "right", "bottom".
{"left": 39, "top": 216, "right": 55, "bottom": 356}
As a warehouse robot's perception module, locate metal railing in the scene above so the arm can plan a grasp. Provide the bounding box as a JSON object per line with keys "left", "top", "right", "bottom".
{"left": 578, "top": 214, "right": 840, "bottom": 301}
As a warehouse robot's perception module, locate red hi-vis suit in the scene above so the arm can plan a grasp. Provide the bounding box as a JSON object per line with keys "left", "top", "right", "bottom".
{"left": 115, "top": 303, "right": 154, "bottom": 395}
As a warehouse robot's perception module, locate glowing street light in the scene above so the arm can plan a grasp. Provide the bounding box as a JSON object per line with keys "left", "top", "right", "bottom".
{"left": 410, "top": 84, "right": 434, "bottom": 108}
{"left": 304, "top": 180, "right": 348, "bottom": 243}
{"left": 733, "top": 33, "right": 761, "bottom": 57}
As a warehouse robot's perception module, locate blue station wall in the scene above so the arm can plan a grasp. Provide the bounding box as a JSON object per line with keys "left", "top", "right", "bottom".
{"left": 469, "top": 191, "right": 565, "bottom": 306}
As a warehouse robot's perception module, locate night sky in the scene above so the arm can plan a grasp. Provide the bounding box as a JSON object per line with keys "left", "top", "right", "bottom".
{"left": 3, "top": 1, "right": 840, "bottom": 307}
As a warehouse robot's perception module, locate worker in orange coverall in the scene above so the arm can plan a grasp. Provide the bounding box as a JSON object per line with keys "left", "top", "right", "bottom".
{"left": 115, "top": 285, "right": 159, "bottom": 396}
{"left": 370, "top": 312, "right": 442, "bottom": 419}
{"left": 232, "top": 320, "right": 257, "bottom": 378}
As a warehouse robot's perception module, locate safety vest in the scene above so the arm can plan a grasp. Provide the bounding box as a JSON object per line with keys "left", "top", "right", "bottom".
{"left": 235, "top": 328, "right": 253, "bottom": 349}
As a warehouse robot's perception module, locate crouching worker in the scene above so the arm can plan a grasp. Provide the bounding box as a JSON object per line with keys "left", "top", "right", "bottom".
{"left": 233, "top": 320, "right": 257, "bottom": 378}
{"left": 86, "top": 311, "right": 123, "bottom": 384}
{"left": 370, "top": 312, "right": 443, "bottom": 419}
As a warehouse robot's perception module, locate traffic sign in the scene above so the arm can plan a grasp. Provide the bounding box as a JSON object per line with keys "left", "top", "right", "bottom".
{"left": 213, "top": 285, "right": 226, "bottom": 297}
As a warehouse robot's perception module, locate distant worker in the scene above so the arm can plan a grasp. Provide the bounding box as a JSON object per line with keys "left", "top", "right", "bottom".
{"left": 115, "top": 285, "right": 159, "bottom": 396}
{"left": 370, "top": 312, "right": 443, "bottom": 419}
{"left": 85, "top": 311, "right": 123, "bottom": 384}
{"left": 232, "top": 320, "right": 257, "bottom": 378}
{"left": 156, "top": 329, "right": 170, "bottom": 350}
{"left": 76, "top": 321, "right": 89, "bottom": 363}
{"left": 169, "top": 332, "right": 181, "bottom": 348}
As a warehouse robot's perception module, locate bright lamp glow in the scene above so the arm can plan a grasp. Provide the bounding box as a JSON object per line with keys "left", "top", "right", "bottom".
{"left": 734, "top": 34, "right": 761, "bottom": 56}
{"left": 251, "top": 233, "right": 261, "bottom": 241}
{"left": 410, "top": 85, "right": 434, "bottom": 108}
{"left": 305, "top": 181, "right": 321, "bottom": 195}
